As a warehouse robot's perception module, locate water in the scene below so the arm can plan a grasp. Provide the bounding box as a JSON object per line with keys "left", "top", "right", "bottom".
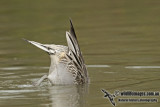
{"left": 0, "top": 0, "right": 160, "bottom": 107}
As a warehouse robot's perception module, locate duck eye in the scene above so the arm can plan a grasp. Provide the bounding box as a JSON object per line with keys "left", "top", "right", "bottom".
{"left": 49, "top": 49, "right": 55, "bottom": 54}
{"left": 48, "top": 48, "right": 56, "bottom": 55}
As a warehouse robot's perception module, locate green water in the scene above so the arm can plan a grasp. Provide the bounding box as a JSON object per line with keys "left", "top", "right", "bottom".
{"left": 0, "top": 0, "right": 160, "bottom": 107}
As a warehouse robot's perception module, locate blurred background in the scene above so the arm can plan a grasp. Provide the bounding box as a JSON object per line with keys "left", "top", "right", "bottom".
{"left": 0, "top": 0, "right": 160, "bottom": 107}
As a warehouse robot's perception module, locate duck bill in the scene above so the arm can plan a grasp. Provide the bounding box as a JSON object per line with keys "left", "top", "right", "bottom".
{"left": 23, "top": 38, "right": 55, "bottom": 54}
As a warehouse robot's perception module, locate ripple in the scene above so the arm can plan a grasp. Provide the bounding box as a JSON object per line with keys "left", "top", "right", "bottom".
{"left": 125, "top": 66, "right": 160, "bottom": 69}
{"left": 0, "top": 66, "right": 48, "bottom": 71}
{"left": 0, "top": 90, "right": 38, "bottom": 93}
{"left": 103, "top": 71, "right": 115, "bottom": 73}
{"left": 0, "top": 67, "right": 27, "bottom": 71}
{"left": 0, "top": 95, "right": 25, "bottom": 99}
{"left": 86, "top": 65, "right": 110, "bottom": 68}
{"left": 17, "top": 85, "right": 34, "bottom": 88}
{"left": 0, "top": 73, "right": 14, "bottom": 76}
{"left": 0, "top": 65, "right": 110, "bottom": 71}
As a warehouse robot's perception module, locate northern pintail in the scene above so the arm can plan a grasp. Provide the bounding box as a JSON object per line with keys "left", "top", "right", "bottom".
{"left": 23, "top": 19, "right": 89, "bottom": 85}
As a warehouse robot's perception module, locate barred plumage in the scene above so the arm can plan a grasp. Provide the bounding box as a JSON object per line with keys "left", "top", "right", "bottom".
{"left": 23, "top": 19, "right": 89, "bottom": 85}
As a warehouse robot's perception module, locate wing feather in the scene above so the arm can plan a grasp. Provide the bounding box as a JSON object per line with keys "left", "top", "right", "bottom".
{"left": 66, "top": 31, "right": 77, "bottom": 54}
{"left": 66, "top": 19, "right": 88, "bottom": 82}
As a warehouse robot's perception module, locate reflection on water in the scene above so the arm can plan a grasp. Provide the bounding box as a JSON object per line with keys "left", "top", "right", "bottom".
{"left": 0, "top": 66, "right": 159, "bottom": 107}
{"left": 0, "top": 65, "right": 89, "bottom": 107}
{"left": 48, "top": 85, "right": 88, "bottom": 107}
{"left": 0, "top": 74, "right": 88, "bottom": 107}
